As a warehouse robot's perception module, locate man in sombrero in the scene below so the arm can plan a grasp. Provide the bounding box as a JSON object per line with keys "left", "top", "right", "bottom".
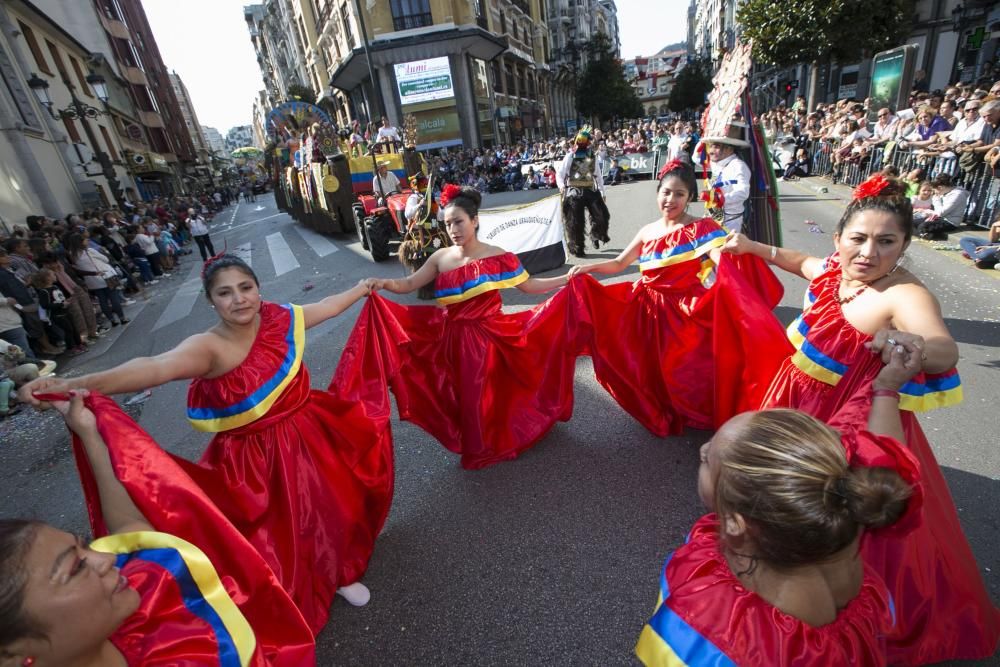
{"left": 701, "top": 122, "right": 751, "bottom": 233}
{"left": 556, "top": 127, "right": 610, "bottom": 257}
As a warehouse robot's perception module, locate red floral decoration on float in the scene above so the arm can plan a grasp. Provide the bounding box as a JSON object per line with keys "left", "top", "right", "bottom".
{"left": 853, "top": 174, "right": 892, "bottom": 200}
{"left": 439, "top": 184, "right": 463, "bottom": 208}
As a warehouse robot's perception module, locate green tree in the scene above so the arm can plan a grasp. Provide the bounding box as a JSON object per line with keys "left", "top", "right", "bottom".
{"left": 668, "top": 58, "right": 713, "bottom": 112}
{"left": 738, "top": 0, "right": 916, "bottom": 107}
{"left": 285, "top": 83, "right": 317, "bottom": 105}
{"left": 575, "top": 33, "right": 643, "bottom": 123}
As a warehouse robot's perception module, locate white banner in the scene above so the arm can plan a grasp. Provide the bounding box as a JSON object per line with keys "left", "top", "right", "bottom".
{"left": 479, "top": 195, "right": 566, "bottom": 274}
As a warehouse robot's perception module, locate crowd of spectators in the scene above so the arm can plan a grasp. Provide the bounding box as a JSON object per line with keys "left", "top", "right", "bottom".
{"left": 0, "top": 190, "right": 234, "bottom": 417}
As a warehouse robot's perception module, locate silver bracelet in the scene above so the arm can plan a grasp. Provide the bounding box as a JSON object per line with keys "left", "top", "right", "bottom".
{"left": 770, "top": 245, "right": 778, "bottom": 260}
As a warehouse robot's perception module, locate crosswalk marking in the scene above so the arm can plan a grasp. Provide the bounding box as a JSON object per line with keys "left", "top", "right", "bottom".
{"left": 152, "top": 260, "right": 204, "bottom": 332}
{"left": 266, "top": 232, "right": 299, "bottom": 276}
{"left": 233, "top": 243, "right": 252, "bottom": 267}
{"left": 293, "top": 225, "right": 339, "bottom": 257}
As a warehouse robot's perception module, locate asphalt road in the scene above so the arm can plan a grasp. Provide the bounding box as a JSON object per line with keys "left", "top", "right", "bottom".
{"left": 1, "top": 181, "right": 997, "bottom": 666}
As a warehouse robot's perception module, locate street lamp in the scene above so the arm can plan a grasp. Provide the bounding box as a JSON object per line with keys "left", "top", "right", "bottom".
{"left": 27, "top": 71, "right": 125, "bottom": 208}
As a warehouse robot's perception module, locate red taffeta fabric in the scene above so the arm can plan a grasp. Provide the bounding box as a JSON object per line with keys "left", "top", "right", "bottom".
{"left": 567, "top": 217, "right": 791, "bottom": 435}
{"left": 149, "top": 301, "right": 390, "bottom": 634}
{"left": 763, "top": 255, "right": 999, "bottom": 665}
{"left": 69, "top": 393, "right": 316, "bottom": 666}
{"left": 331, "top": 252, "right": 577, "bottom": 470}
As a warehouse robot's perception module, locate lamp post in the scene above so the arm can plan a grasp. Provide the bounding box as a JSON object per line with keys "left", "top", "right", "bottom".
{"left": 27, "top": 71, "right": 126, "bottom": 208}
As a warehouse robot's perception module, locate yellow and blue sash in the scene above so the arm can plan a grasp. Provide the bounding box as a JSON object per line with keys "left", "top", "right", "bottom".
{"left": 92, "top": 531, "right": 256, "bottom": 667}
{"left": 434, "top": 263, "right": 528, "bottom": 305}
{"left": 187, "top": 304, "right": 305, "bottom": 432}
{"left": 638, "top": 228, "right": 727, "bottom": 274}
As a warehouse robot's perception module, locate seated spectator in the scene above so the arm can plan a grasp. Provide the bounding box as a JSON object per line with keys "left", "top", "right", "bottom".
{"left": 0, "top": 337, "right": 56, "bottom": 418}
{"left": 0, "top": 248, "right": 55, "bottom": 356}
{"left": 903, "top": 167, "right": 925, "bottom": 197}
{"left": 915, "top": 174, "right": 970, "bottom": 240}
{"left": 607, "top": 158, "right": 625, "bottom": 185}
{"left": 782, "top": 149, "right": 812, "bottom": 181}
{"left": 29, "top": 269, "right": 81, "bottom": 355}
{"left": 958, "top": 216, "right": 1000, "bottom": 269}
{"left": 910, "top": 180, "right": 934, "bottom": 214}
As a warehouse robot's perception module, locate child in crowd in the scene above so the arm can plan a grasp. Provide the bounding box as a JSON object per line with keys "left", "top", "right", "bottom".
{"left": 911, "top": 181, "right": 934, "bottom": 221}
{"left": 30, "top": 269, "right": 85, "bottom": 356}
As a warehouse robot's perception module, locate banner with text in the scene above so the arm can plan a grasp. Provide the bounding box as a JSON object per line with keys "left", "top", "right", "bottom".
{"left": 479, "top": 195, "right": 565, "bottom": 274}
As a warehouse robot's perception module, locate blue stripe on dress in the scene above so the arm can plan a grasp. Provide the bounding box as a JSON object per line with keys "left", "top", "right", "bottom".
{"left": 433, "top": 266, "right": 526, "bottom": 299}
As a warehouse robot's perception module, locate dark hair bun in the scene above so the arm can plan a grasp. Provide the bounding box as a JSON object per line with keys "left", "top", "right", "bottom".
{"left": 455, "top": 186, "right": 482, "bottom": 208}
{"left": 843, "top": 466, "right": 911, "bottom": 528}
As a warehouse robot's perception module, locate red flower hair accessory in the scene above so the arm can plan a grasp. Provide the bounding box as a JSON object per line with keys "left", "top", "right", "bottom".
{"left": 439, "top": 184, "right": 463, "bottom": 208}
{"left": 656, "top": 159, "right": 687, "bottom": 179}
{"left": 853, "top": 174, "right": 891, "bottom": 200}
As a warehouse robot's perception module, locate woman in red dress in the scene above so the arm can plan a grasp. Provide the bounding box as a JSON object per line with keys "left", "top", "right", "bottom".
{"left": 722, "top": 174, "right": 999, "bottom": 664}
{"left": 0, "top": 391, "right": 315, "bottom": 666}
{"left": 21, "top": 256, "right": 393, "bottom": 634}
{"left": 567, "top": 161, "right": 789, "bottom": 435}
{"left": 637, "top": 351, "right": 922, "bottom": 667}
{"left": 333, "top": 185, "right": 575, "bottom": 469}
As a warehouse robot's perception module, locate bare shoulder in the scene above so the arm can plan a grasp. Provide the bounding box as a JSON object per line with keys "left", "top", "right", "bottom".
{"left": 477, "top": 242, "right": 510, "bottom": 259}
{"left": 881, "top": 270, "right": 942, "bottom": 309}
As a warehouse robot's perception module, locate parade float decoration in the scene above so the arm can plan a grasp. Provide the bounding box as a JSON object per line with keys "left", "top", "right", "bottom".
{"left": 695, "top": 40, "right": 781, "bottom": 245}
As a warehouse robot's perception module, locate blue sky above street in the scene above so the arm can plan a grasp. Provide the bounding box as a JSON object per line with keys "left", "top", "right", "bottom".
{"left": 141, "top": 0, "right": 688, "bottom": 134}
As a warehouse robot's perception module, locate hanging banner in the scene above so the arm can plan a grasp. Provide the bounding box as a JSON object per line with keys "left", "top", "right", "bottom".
{"left": 478, "top": 195, "right": 565, "bottom": 274}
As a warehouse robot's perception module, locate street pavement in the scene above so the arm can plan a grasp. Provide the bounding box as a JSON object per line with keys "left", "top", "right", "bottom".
{"left": 1, "top": 181, "right": 997, "bottom": 666}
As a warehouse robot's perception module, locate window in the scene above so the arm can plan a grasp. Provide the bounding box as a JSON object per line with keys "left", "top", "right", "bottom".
{"left": 340, "top": 4, "right": 355, "bottom": 48}
{"left": 45, "top": 40, "right": 68, "bottom": 81}
{"left": 390, "top": 0, "right": 432, "bottom": 31}
{"left": 17, "top": 21, "right": 52, "bottom": 75}
{"left": 500, "top": 13, "right": 506, "bottom": 34}
{"left": 63, "top": 117, "right": 81, "bottom": 142}
{"left": 69, "top": 56, "right": 93, "bottom": 97}
{"left": 99, "top": 125, "right": 119, "bottom": 161}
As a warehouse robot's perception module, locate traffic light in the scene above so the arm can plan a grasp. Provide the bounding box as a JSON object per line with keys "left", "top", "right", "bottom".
{"left": 785, "top": 83, "right": 793, "bottom": 93}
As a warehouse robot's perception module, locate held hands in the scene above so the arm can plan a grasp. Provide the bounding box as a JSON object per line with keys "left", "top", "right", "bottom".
{"left": 17, "top": 376, "right": 73, "bottom": 410}
{"left": 866, "top": 329, "right": 926, "bottom": 366}
{"left": 720, "top": 232, "right": 751, "bottom": 255}
{"left": 50, "top": 390, "right": 99, "bottom": 436}
{"left": 873, "top": 341, "right": 923, "bottom": 391}
{"left": 567, "top": 264, "right": 592, "bottom": 279}
{"left": 358, "top": 278, "right": 382, "bottom": 295}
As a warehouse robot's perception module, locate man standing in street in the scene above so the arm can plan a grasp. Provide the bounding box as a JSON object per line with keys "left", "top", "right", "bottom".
{"left": 186, "top": 208, "right": 215, "bottom": 261}
{"left": 557, "top": 127, "right": 610, "bottom": 257}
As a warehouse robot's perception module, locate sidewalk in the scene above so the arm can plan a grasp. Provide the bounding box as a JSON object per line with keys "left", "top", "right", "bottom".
{"left": 779, "top": 176, "right": 1000, "bottom": 280}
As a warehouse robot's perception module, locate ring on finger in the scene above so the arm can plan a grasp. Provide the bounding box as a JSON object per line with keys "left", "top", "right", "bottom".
{"left": 886, "top": 337, "right": 898, "bottom": 347}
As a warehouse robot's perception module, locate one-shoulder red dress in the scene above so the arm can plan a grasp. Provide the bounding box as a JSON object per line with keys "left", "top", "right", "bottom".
{"left": 569, "top": 217, "right": 790, "bottom": 435}
{"left": 763, "top": 255, "right": 999, "bottom": 665}
{"left": 333, "top": 252, "right": 576, "bottom": 469}
{"left": 72, "top": 394, "right": 316, "bottom": 665}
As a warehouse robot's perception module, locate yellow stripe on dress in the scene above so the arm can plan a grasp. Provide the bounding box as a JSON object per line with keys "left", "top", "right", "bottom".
{"left": 92, "top": 531, "right": 256, "bottom": 667}
{"left": 638, "top": 230, "right": 727, "bottom": 273}
{"left": 188, "top": 304, "right": 305, "bottom": 433}
{"left": 435, "top": 271, "right": 528, "bottom": 305}
{"left": 635, "top": 624, "right": 690, "bottom": 667}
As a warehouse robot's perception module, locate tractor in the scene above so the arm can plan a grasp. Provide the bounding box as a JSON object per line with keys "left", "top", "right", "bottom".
{"left": 349, "top": 143, "right": 427, "bottom": 262}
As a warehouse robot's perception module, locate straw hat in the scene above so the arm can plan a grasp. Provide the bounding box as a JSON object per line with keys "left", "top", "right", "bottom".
{"left": 702, "top": 121, "right": 750, "bottom": 148}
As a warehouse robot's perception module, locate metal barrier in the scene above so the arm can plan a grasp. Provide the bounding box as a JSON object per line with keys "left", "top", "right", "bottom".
{"left": 798, "top": 139, "right": 997, "bottom": 229}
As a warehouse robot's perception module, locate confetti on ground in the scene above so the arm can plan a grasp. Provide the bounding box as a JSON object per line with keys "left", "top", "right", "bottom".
{"left": 302, "top": 282, "right": 315, "bottom": 291}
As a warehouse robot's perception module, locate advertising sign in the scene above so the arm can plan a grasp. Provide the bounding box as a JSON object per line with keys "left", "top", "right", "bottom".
{"left": 411, "top": 107, "right": 462, "bottom": 150}
{"left": 394, "top": 57, "right": 455, "bottom": 106}
{"left": 868, "top": 45, "right": 917, "bottom": 121}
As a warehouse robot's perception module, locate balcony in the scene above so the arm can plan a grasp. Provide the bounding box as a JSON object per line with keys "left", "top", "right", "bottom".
{"left": 392, "top": 12, "right": 433, "bottom": 31}
{"left": 99, "top": 13, "right": 131, "bottom": 39}
{"left": 139, "top": 110, "right": 165, "bottom": 128}
{"left": 122, "top": 66, "right": 148, "bottom": 86}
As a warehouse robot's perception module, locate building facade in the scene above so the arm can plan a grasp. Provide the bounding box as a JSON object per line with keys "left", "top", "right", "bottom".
{"left": 202, "top": 125, "right": 226, "bottom": 154}
{"left": 627, "top": 48, "right": 687, "bottom": 119}
{"left": 225, "top": 125, "right": 254, "bottom": 152}
{"left": 169, "top": 71, "right": 213, "bottom": 188}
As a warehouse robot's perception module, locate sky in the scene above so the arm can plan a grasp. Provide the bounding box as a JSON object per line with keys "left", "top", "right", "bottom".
{"left": 141, "top": 0, "right": 263, "bottom": 135}
{"left": 138, "top": 0, "right": 688, "bottom": 135}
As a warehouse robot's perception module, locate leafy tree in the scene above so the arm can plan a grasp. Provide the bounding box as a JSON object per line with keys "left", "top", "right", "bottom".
{"left": 668, "top": 58, "right": 713, "bottom": 112}
{"left": 285, "top": 83, "right": 317, "bottom": 105}
{"left": 575, "top": 33, "right": 643, "bottom": 123}
{"left": 738, "top": 0, "right": 916, "bottom": 107}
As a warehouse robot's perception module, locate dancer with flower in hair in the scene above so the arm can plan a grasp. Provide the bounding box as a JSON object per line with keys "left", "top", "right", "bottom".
{"left": 722, "top": 173, "right": 999, "bottom": 665}
{"left": 20, "top": 253, "right": 393, "bottom": 634}
{"left": 334, "top": 185, "right": 577, "bottom": 470}
{"left": 556, "top": 127, "right": 611, "bottom": 257}
{"left": 567, "top": 160, "right": 790, "bottom": 436}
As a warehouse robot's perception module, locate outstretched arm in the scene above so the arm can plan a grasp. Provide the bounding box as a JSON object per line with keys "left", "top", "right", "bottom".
{"left": 19, "top": 333, "right": 218, "bottom": 407}
{"left": 868, "top": 284, "right": 959, "bottom": 374}
{"left": 56, "top": 392, "right": 152, "bottom": 535}
{"left": 568, "top": 228, "right": 645, "bottom": 277}
{"left": 867, "top": 343, "right": 922, "bottom": 442}
{"left": 301, "top": 279, "right": 373, "bottom": 328}
{"left": 376, "top": 249, "right": 443, "bottom": 294}
{"left": 721, "top": 232, "right": 826, "bottom": 281}
{"left": 517, "top": 273, "right": 570, "bottom": 294}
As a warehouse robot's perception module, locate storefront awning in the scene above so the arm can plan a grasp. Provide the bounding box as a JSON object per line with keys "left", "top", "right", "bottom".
{"left": 330, "top": 24, "right": 508, "bottom": 91}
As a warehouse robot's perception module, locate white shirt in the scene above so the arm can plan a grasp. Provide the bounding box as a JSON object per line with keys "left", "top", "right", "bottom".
{"left": 187, "top": 215, "right": 209, "bottom": 237}
{"left": 376, "top": 126, "right": 400, "bottom": 142}
{"left": 134, "top": 233, "right": 158, "bottom": 256}
{"left": 953, "top": 117, "right": 985, "bottom": 143}
{"left": 667, "top": 134, "right": 690, "bottom": 162}
{"left": 932, "top": 187, "right": 969, "bottom": 224}
{"left": 373, "top": 171, "right": 401, "bottom": 196}
{"left": 711, "top": 153, "right": 751, "bottom": 232}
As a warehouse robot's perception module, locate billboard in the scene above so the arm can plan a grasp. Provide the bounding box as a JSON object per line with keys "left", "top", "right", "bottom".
{"left": 394, "top": 57, "right": 455, "bottom": 106}
{"left": 868, "top": 45, "right": 918, "bottom": 121}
